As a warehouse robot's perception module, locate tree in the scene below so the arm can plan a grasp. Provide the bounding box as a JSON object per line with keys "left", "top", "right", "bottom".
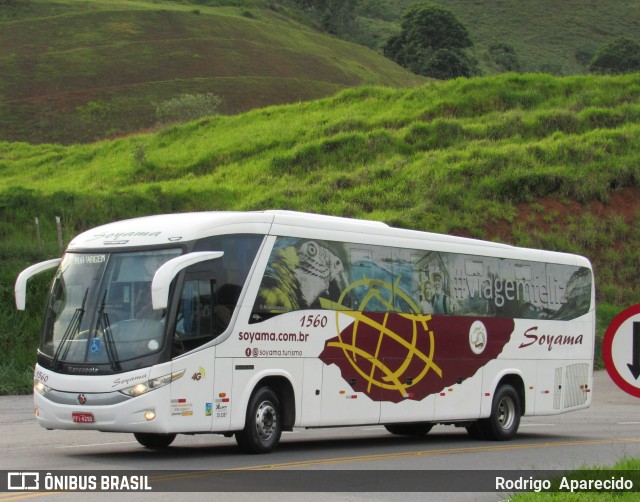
{"left": 575, "top": 48, "right": 595, "bottom": 68}
{"left": 422, "top": 48, "right": 475, "bottom": 79}
{"left": 590, "top": 37, "right": 640, "bottom": 74}
{"left": 295, "top": 0, "right": 360, "bottom": 35}
{"left": 488, "top": 43, "right": 521, "bottom": 72}
{"left": 383, "top": 3, "right": 477, "bottom": 79}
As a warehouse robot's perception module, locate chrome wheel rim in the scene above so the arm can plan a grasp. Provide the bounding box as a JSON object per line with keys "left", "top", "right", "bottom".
{"left": 497, "top": 396, "right": 515, "bottom": 430}
{"left": 255, "top": 401, "right": 277, "bottom": 440}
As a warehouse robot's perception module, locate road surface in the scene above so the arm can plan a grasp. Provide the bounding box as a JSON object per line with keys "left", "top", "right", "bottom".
{"left": 0, "top": 370, "right": 638, "bottom": 500}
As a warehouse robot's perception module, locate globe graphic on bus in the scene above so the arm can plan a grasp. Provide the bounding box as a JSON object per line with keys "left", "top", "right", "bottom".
{"left": 319, "top": 276, "right": 515, "bottom": 403}
{"left": 319, "top": 277, "right": 443, "bottom": 403}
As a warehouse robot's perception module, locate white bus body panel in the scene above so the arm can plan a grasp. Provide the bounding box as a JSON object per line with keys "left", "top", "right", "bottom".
{"left": 34, "top": 362, "right": 174, "bottom": 433}
{"left": 28, "top": 211, "right": 595, "bottom": 437}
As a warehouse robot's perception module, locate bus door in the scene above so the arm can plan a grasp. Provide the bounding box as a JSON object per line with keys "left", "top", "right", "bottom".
{"left": 169, "top": 272, "right": 220, "bottom": 432}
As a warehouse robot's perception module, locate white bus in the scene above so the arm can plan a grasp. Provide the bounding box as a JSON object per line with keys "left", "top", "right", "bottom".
{"left": 16, "top": 211, "right": 595, "bottom": 453}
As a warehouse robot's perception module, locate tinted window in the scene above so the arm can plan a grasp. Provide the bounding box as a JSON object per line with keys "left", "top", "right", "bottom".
{"left": 172, "top": 234, "right": 263, "bottom": 356}
{"left": 252, "top": 237, "right": 591, "bottom": 321}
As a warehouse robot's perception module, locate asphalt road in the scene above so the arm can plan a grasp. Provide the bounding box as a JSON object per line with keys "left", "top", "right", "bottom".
{"left": 0, "top": 370, "right": 638, "bottom": 501}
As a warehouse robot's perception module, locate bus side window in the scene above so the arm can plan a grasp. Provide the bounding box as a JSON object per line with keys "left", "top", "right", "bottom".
{"left": 173, "top": 278, "right": 216, "bottom": 356}
{"left": 215, "top": 283, "right": 242, "bottom": 333}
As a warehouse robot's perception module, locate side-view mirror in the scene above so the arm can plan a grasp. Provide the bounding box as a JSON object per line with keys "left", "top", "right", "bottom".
{"left": 15, "top": 258, "right": 62, "bottom": 310}
{"left": 151, "top": 251, "right": 224, "bottom": 310}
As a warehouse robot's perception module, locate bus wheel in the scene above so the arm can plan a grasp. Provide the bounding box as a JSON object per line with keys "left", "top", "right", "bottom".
{"left": 236, "top": 387, "right": 282, "bottom": 453}
{"left": 481, "top": 384, "right": 521, "bottom": 441}
{"left": 133, "top": 432, "right": 176, "bottom": 449}
{"left": 384, "top": 423, "right": 433, "bottom": 436}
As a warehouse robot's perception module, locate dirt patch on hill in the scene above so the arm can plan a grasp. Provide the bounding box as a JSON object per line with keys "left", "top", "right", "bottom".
{"left": 488, "top": 186, "right": 639, "bottom": 245}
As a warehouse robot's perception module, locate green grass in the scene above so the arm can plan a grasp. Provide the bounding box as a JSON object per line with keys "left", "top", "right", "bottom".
{"left": 0, "top": 0, "right": 424, "bottom": 144}
{"left": 1, "top": 72, "right": 639, "bottom": 392}
{"left": 512, "top": 458, "right": 640, "bottom": 500}
{"left": 4, "top": 0, "right": 639, "bottom": 145}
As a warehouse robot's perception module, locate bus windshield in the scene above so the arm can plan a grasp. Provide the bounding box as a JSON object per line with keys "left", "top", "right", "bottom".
{"left": 40, "top": 249, "right": 181, "bottom": 368}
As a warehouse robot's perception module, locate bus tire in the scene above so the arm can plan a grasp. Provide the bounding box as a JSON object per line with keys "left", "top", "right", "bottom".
{"left": 236, "top": 387, "right": 282, "bottom": 453}
{"left": 133, "top": 432, "right": 176, "bottom": 449}
{"left": 384, "top": 423, "right": 433, "bottom": 436}
{"left": 480, "top": 384, "right": 521, "bottom": 441}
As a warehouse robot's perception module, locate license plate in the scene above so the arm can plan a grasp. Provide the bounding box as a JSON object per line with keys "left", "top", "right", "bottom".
{"left": 72, "top": 412, "right": 94, "bottom": 423}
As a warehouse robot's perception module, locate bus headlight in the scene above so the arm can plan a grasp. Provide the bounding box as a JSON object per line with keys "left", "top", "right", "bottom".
{"left": 118, "top": 369, "right": 185, "bottom": 397}
{"left": 34, "top": 378, "right": 51, "bottom": 396}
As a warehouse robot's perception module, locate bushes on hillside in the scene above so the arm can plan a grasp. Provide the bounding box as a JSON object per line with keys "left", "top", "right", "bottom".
{"left": 488, "top": 43, "right": 521, "bottom": 72}
{"left": 590, "top": 37, "right": 640, "bottom": 74}
{"left": 0, "top": 0, "right": 28, "bottom": 18}
{"left": 294, "top": 0, "right": 359, "bottom": 34}
{"left": 155, "top": 93, "right": 222, "bottom": 126}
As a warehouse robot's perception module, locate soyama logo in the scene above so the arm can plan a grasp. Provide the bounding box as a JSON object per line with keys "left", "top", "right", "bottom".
{"left": 519, "top": 326, "right": 584, "bottom": 351}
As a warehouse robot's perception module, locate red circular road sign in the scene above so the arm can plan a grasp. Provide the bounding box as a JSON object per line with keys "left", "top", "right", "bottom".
{"left": 603, "top": 304, "right": 640, "bottom": 398}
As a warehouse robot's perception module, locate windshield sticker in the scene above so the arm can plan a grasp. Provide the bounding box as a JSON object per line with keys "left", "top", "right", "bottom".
{"left": 72, "top": 255, "right": 106, "bottom": 265}
{"left": 89, "top": 339, "right": 102, "bottom": 354}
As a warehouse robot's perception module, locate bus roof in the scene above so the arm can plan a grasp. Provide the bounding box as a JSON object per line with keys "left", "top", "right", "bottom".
{"left": 66, "top": 210, "right": 590, "bottom": 268}
{"left": 67, "top": 211, "right": 273, "bottom": 250}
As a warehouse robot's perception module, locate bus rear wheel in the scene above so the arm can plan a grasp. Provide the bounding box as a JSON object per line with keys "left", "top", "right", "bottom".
{"left": 134, "top": 432, "right": 176, "bottom": 449}
{"left": 478, "top": 384, "right": 521, "bottom": 441}
{"left": 384, "top": 423, "right": 433, "bottom": 436}
{"left": 236, "top": 387, "right": 282, "bottom": 453}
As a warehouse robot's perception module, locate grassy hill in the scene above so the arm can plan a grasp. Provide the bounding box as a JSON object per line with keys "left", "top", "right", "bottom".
{"left": 3, "top": 0, "right": 639, "bottom": 145}
{"left": 0, "top": 0, "right": 640, "bottom": 144}
{"left": 354, "top": 0, "right": 640, "bottom": 75}
{"left": 1, "top": 72, "right": 639, "bottom": 392}
{"left": 0, "top": 0, "right": 423, "bottom": 144}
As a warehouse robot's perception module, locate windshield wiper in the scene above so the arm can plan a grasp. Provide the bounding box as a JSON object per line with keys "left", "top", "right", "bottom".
{"left": 96, "top": 289, "right": 120, "bottom": 371}
{"left": 51, "top": 288, "right": 88, "bottom": 369}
